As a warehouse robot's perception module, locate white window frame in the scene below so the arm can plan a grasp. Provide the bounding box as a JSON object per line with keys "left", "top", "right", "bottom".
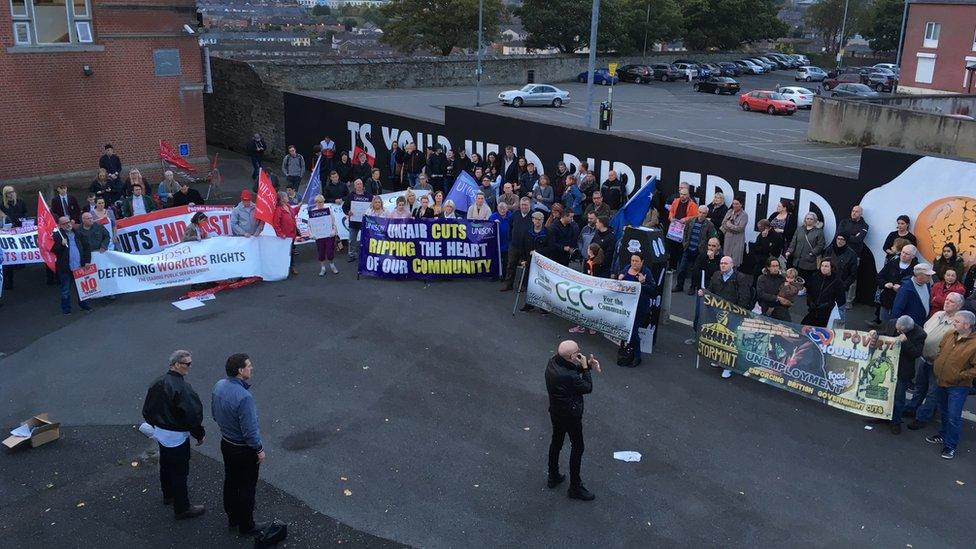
{"left": 8, "top": 0, "right": 93, "bottom": 47}
{"left": 923, "top": 22, "right": 940, "bottom": 48}
{"left": 965, "top": 57, "right": 976, "bottom": 88}
{"left": 972, "top": 29, "right": 976, "bottom": 52}
{"left": 915, "top": 53, "right": 937, "bottom": 84}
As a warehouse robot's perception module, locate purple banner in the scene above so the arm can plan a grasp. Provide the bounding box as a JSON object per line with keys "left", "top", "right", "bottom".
{"left": 357, "top": 216, "right": 501, "bottom": 280}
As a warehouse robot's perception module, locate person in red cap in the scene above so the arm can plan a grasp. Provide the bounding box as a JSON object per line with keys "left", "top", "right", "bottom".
{"left": 231, "top": 190, "right": 260, "bottom": 237}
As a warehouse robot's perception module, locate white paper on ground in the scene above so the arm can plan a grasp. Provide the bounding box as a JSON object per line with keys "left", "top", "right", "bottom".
{"left": 172, "top": 298, "right": 205, "bottom": 311}
{"left": 613, "top": 451, "right": 642, "bottom": 462}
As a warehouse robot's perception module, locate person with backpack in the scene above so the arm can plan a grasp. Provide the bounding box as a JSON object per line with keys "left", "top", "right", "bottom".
{"left": 699, "top": 256, "right": 753, "bottom": 379}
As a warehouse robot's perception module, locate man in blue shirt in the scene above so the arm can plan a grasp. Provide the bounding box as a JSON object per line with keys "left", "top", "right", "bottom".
{"left": 212, "top": 353, "right": 267, "bottom": 536}
{"left": 51, "top": 215, "right": 92, "bottom": 314}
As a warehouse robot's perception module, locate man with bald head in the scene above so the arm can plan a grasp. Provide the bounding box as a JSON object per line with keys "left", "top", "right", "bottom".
{"left": 871, "top": 243, "right": 918, "bottom": 327}
{"left": 700, "top": 255, "right": 753, "bottom": 378}
{"left": 545, "top": 340, "right": 601, "bottom": 501}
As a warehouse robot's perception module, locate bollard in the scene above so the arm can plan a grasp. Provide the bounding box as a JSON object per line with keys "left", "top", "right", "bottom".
{"left": 661, "top": 269, "right": 674, "bottom": 325}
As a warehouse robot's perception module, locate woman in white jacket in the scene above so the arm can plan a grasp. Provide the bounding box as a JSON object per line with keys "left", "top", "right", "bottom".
{"left": 311, "top": 194, "right": 342, "bottom": 276}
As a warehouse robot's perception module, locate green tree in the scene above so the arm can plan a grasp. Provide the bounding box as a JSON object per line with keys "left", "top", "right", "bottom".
{"left": 342, "top": 17, "right": 357, "bottom": 31}
{"left": 862, "top": 0, "right": 904, "bottom": 53}
{"left": 380, "top": 0, "right": 503, "bottom": 56}
{"left": 518, "top": 0, "right": 593, "bottom": 53}
{"left": 805, "top": 0, "right": 867, "bottom": 55}
{"left": 681, "top": 0, "right": 786, "bottom": 50}
{"left": 618, "top": 0, "right": 682, "bottom": 55}
{"left": 311, "top": 5, "right": 331, "bottom": 16}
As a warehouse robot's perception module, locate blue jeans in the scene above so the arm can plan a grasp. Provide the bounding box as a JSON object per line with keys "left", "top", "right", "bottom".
{"left": 57, "top": 270, "right": 90, "bottom": 313}
{"left": 935, "top": 386, "right": 969, "bottom": 450}
{"left": 674, "top": 248, "right": 697, "bottom": 290}
{"left": 891, "top": 380, "right": 907, "bottom": 425}
{"left": 250, "top": 157, "right": 262, "bottom": 180}
{"left": 905, "top": 361, "right": 938, "bottom": 421}
{"left": 407, "top": 172, "right": 419, "bottom": 189}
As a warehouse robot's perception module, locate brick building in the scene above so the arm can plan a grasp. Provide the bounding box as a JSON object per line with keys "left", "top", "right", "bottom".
{"left": 898, "top": 0, "right": 976, "bottom": 94}
{"left": 0, "top": 0, "right": 208, "bottom": 190}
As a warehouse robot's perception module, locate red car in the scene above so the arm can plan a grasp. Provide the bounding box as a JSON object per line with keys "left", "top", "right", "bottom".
{"left": 738, "top": 90, "right": 797, "bottom": 115}
{"left": 823, "top": 72, "right": 862, "bottom": 90}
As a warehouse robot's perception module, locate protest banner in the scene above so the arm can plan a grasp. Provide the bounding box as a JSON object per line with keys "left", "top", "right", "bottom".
{"left": 295, "top": 203, "right": 349, "bottom": 243}
{"left": 0, "top": 227, "right": 42, "bottom": 265}
{"left": 357, "top": 216, "right": 500, "bottom": 280}
{"left": 380, "top": 189, "right": 431, "bottom": 212}
{"left": 526, "top": 252, "right": 641, "bottom": 342}
{"left": 116, "top": 205, "right": 236, "bottom": 254}
{"left": 73, "top": 235, "right": 291, "bottom": 299}
{"left": 697, "top": 292, "right": 901, "bottom": 419}
{"left": 445, "top": 171, "right": 479, "bottom": 212}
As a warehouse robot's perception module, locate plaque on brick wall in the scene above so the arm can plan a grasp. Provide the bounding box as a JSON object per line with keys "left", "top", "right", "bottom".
{"left": 153, "top": 49, "right": 181, "bottom": 77}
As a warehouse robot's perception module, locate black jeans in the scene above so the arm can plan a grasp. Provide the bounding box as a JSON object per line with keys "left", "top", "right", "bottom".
{"left": 221, "top": 439, "right": 260, "bottom": 531}
{"left": 503, "top": 247, "right": 523, "bottom": 288}
{"left": 548, "top": 413, "right": 585, "bottom": 487}
{"left": 158, "top": 440, "right": 191, "bottom": 514}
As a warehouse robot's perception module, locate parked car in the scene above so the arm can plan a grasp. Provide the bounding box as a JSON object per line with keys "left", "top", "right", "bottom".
{"left": 795, "top": 66, "right": 827, "bottom": 82}
{"left": 823, "top": 72, "right": 862, "bottom": 90}
{"left": 867, "top": 69, "right": 897, "bottom": 92}
{"left": 739, "top": 90, "right": 797, "bottom": 115}
{"left": 650, "top": 63, "right": 683, "bottom": 81}
{"left": 695, "top": 77, "right": 741, "bottom": 95}
{"left": 758, "top": 55, "right": 788, "bottom": 70}
{"left": 717, "top": 61, "right": 743, "bottom": 76}
{"left": 616, "top": 64, "right": 653, "bottom": 84}
{"left": 735, "top": 60, "right": 764, "bottom": 74}
{"left": 577, "top": 69, "right": 618, "bottom": 85}
{"left": 498, "top": 84, "right": 570, "bottom": 107}
{"left": 831, "top": 83, "right": 881, "bottom": 98}
{"left": 672, "top": 62, "right": 699, "bottom": 81}
{"left": 776, "top": 86, "right": 816, "bottom": 108}
{"left": 794, "top": 54, "right": 811, "bottom": 65}
{"left": 748, "top": 57, "right": 775, "bottom": 71}
{"left": 873, "top": 63, "right": 899, "bottom": 72}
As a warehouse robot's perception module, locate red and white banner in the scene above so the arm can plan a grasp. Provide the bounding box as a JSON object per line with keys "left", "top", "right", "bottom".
{"left": 0, "top": 227, "right": 42, "bottom": 265}
{"left": 36, "top": 192, "right": 57, "bottom": 271}
{"left": 115, "top": 205, "right": 275, "bottom": 255}
{"left": 73, "top": 235, "right": 291, "bottom": 299}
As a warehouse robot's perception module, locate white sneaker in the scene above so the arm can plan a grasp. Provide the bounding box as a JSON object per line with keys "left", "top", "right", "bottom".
{"left": 721, "top": 369, "right": 732, "bottom": 379}
{"left": 319, "top": 266, "right": 326, "bottom": 277}
{"left": 330, "top": 264, "right": 339, "bottom": 274}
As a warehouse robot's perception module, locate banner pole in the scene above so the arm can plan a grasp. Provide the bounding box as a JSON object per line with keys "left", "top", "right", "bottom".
{"left": 512, "top": 258, "right": 528, "bottom": 316}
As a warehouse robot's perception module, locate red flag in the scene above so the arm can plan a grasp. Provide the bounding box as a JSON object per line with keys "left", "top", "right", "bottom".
{"left": 36, "top": 192, "right": 57, "bottom": 272}
{"left": 254, "top": 169, "right": 277, "bottom": 228}
{"left": 159, "top": 139, "right": 196, "bottom": 172}
{"left": 353, "top": 146, "right": 375, "bottom": 167}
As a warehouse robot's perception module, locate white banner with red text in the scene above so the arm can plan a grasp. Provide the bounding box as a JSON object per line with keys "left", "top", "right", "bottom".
{"left": 0, "top": 227, "right": 42, "bottom": 265}
{"left": 115, "top": 205, "right": 277, "bottom": 255}
{"left": 73, "top": 236, "right": 291, "bottom": 299}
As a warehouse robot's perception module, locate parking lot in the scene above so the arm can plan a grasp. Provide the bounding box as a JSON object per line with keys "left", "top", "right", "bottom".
{"left": 308, "top": 71, "right": 863, "bottom": 174}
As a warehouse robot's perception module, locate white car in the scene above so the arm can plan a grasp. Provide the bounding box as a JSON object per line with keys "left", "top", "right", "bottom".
{"left": 795, "top": 66, "right": 826, "bottom": 82}
{"left": 873, "top": 63, "right": 899, "bottom": 72}
{"left": 498, "top": 84, "right": 570, "bottom": 107}
{"left": 776, "top": 86, "right": 816, "bottom": 108}
{"left": 672, "top": 63, "right": 698, "bottom": 81}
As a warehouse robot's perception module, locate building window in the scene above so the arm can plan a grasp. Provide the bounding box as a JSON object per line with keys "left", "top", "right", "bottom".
{"left": 923, "top": 22, "right": 940, "bottom": 48}
{"left": 915, "top": 54, "right": 936, "bottom": 84}
{"left": 153, "top": 49, "right": 182, "bottom": 76}
{"left": 7, "top": 0, "right": 93, "bottom": 46}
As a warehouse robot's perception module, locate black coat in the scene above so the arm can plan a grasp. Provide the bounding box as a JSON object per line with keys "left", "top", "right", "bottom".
{"left": 693, "top": 250, "right": 722, "bottom": 291}
{"left": 246, "top": 139, "right": 266, "bottom": 159}
{"left": 508, "top": 211, "right": 533, "bottom": 249}
{"left": 51, "top": 228, "right": 91, "bottom": 274}
{"left": 521, "top": 226, "right": 555, "bottom": 260}
{"left": 172, "top": 188, "right": 205, "bottom": 207}
{"left": 502, "top": 156, "right": 519, "bottom": 184}
{"left": 335, "top": 160, "right": 353, "bottom": 183}
{"left": 708, "top": 270, "right": 753, "bottom": 308}
{"left": 50, "top": 194, "right": 82, "bottom": 224}
{"left": 803, "top": 272, "right": 845, "bottom": 326}
{"left": 591, "top": 229, "right": 616, "bottom": 259}
{"left": 601, "top": 179, "right": 625, "bottom": 211}
{"left": 877, "top": 256, "right": 918, "bottom": 309}
{"left": 879, "top": 322, "right": 927, "bottom": 382}
{"left": 756, "top": 271, "right": 786, "bottom": 315}
{"left": 142, "top": 371, "right": 205, "bottom": 441}
{"left": 827, "top": 245, "right": 858, "bottom": 288}
{"left": 353, "top": 161, "right": 372, "bottom": 183}
{"left": 403, "top": 150, "right": 425, "bottom": 175}
{"left": 426, "top": 152, "right": 446, "bottom": 177}
{"left": 1, "top": 198, "right": 28, "bottom": 227}
{"left": 545, "top": 355, "right": 593, "bottom": 418}
{"left": 708, "top": 203, "right": 728, "bottom": 236}
{"left": 99, "top": 153, "right": 122, "bottom": 177}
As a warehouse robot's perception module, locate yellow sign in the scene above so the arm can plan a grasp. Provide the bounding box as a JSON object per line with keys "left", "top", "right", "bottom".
{"left": 608, "top": 63, "right": 618, "bottom": 76}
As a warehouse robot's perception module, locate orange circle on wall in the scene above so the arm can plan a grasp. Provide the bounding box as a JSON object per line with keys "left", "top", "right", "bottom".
{"left": 915, "top": 196, "right": 976, "bottom": 266}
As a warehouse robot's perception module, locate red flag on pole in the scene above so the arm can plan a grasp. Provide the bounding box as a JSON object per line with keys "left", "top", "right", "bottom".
{"left": 254, "top": 169, "right": 277, "bottom": 228}
{"left": 353, "top": 145, "right": 375, "bottom": 167}
{"left": 159, "top": 139, "right": 196, "bottom": 172}
{"left": 36, "top": 192, "right": 57, "bottom": 272}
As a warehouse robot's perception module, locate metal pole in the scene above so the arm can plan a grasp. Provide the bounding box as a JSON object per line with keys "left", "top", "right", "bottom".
{"left": 583, "top": 0, "right": 601, "bottom": 128}
{"left": 837, "top": 0, "right": 850, "bottom": 68}
{"left": 476, "top": 0, "right": 483, "bottom": 107}
{"left": 642, "top": 1, "right": 650, "bottom": 58}
{"left": 895, "top": 0, "right": 910, "bottom": 67}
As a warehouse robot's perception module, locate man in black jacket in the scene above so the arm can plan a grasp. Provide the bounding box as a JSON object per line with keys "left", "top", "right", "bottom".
{"left": 500, "top": 197, "right": 533, "bottom": 291}
{"left": 870, "top": 244, "right": 918, "bottom": 327}
{"left": 51, "top": 216, "right": 92, "bottom": 314}
{"left": 246, "top": 133, "right": 266, "bottom": 180}
{"left": 546, "top": 340, "right": 601, "bottom": 501}
{"left": 876, "top": 316, "right": 926, "bottom": 434}
{"left": 426, "top": 146, "right": 446, "bottom": 193}
{"left": 550, "top": 210, "right": 580, "bottom": 266}
{"left": 700, "top": 256, "right": 753, "bottom": 378}
{"left": 142, "top": 350, "right": 207, "bottom": 520}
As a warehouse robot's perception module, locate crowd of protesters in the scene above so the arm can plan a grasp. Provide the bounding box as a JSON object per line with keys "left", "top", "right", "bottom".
{"left": 3, "top": 137, "right": 976, "bottom": 460}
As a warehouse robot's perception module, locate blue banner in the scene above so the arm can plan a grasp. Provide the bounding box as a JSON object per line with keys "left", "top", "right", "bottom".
{"left": 445, "top": 170, "right": 479, "bottom": 212}
{"left": 357, "top": 216, "right": 501, "bottom": 280}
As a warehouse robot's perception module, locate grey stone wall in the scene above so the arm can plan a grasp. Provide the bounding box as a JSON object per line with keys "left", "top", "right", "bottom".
{"left": 807, "top": 96, "right": 976, "bottom": 160}
{"left": 205, "top": 52, "right": 741, "bottom": 158}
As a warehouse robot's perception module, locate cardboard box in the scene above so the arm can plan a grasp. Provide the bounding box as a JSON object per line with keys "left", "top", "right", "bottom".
{"left": 3, "top": 413, "right": 61, "bottom": 449}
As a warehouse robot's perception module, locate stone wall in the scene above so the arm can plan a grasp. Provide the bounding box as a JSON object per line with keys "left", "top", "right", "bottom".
{"left": 205, "top": 52, "right": 740, "bottom": 157}
{"left": 807, "top": 96, "right": 976, "bottom": 160}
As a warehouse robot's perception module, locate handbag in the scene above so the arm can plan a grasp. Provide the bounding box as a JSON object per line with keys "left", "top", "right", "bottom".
{"left": 666, "top": 219, "right": 685, "bottom": 242}
{"left": 254, "top": 519, "right": 287, "bottom": 547}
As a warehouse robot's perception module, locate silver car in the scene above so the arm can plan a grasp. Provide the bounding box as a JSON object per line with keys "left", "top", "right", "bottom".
{"left": 498, "top": 84, "right": 570, "bottom": 108}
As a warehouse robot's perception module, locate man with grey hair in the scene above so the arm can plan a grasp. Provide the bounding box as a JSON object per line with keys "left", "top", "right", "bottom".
{"left": 891, "top": 263, "right": 935, "bottom": 327}
{"left": 870, "top": 243, "right": 918, "bottom": 326}
{"left": 158, "top": 170, "right": 180, "bottom": 206}
{"left": 926, "top": 310, "right": 976, "bottom": 458}
{"left": 546, "top": 340, "right": 601, "bottom": 500}
{"left": 142, "top": 350, "right": 207, "bottom": 519}
{"left": 876, "top": 315, "right": 926, "bottom": 434}
{"left": 907, "top": 292, "right": 964, "bottom": 430}
{"left": 500, "top": 197, "right": 533, "bottom": 291}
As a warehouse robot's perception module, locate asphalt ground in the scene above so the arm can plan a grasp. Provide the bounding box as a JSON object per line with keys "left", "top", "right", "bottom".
{"left": 306, "top": 71, "right": 864, "bottom": 174}
{"left": 2, "top": 149, "right": 974, "bottom": 548}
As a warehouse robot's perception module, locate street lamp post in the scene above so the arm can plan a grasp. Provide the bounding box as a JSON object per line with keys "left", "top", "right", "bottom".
{"left": 583, "top": 0, "right": 601, "bottom": 128}
{"left": 642, "top": 1, "right": 651, "bottom": 58}
{"left": 895, "top": 0, "right": 910, "bottom": 68}
{"left": 837, "top": 0, "right": 850, "bottom": 68}
{"left": 476, "top": 0, "right": 484, "bottom": 107}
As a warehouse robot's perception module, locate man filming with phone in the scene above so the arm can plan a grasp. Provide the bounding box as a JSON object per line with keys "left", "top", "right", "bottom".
{"left": 545, "top": 340, "right": 601, "bottom": 501}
